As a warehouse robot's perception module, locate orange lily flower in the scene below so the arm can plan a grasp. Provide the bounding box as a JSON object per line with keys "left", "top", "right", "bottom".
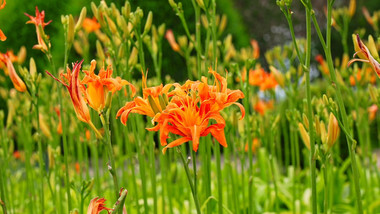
{"left": 0, "top": 50, "right": 18, "bottom": 74}
{"left": 259, "top": 73, "right": 278, "bottom": 91}
{"left": 81, "top": 60, "right": 135, "bottom": 111}
{"left": 0, "top": 52, "right": 27, "bottom": 92}
{"left": 368, "top": 104, "right": 378, "bottom": 121}
{"left": 46, "top": 60, "right": 91, "bottom": 124}
{"left": 244, "top": 138, "right": 260, "bottom": 153}
{"left": 157, "top": 95, "right": 228, "bottom": 153}
{"left": 25, "top": 7, "right": 52, "bottom": 53}
{"left": 156, "top": 69, "right": 244, "bottom": 153}
{"left": 348, "top": 34, "right": 380, "bottom": 78}
{"left": 254, "top": 100, "right": 273, "bottom": 115}
{"left": 87, "top": 197, "right": 113, "bottom": 214}
{"left": 315, "top": 54, "right": 329, "bottom": 74}
{"left": 117, "top": 71, "right": 172, "bottom": 125}
{"left": 165, "top": 29, "right": 181, "bottom": 53}
{"left": 82, "top": 17, "right": 101, "bottom": 33}
{"left": 251, "top": 39, "right": 260, "bottom": 59}
{"left": 0, "top": 0, "right": 6, "bottom": 41}
{"left": 248, "top": 67, "right": 266, "bottom": 86}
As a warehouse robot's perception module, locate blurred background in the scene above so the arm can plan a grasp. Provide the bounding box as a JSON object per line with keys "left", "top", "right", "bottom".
{"left": 0, "top": 0, "right": 379, "bottom": 79}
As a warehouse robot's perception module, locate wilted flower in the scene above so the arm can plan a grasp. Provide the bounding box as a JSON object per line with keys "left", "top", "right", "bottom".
{"left": 25, "top": 7, "right": 52, "bottom": 53}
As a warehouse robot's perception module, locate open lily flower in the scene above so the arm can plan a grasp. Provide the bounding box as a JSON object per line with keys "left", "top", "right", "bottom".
{"left": 116, "top": 70, "right": 172, "bottom": 125}
{"left": 0, "top": 0, "right": 6, "bottom": 41}
{"left": 46, "top": 60, "right": 91, "bottom": 124}
{"left": 82, "top": 17, "right": 101, "bottom": 33}
{"left": 25, "top": 7, "right": 52, "bottom": 53}
{"left": 348, "top": 34, "right": 380, "bottom": 78}
{"left": 157, "top": 95, "right": 228, "bottom": 153}
{"left": 87, "top": 197, "right": 113, "bottom": 214}
{"left": 0, "top": 52, "right": 26, "bottom": 92}
{"left": 81, "top": 60, "right": 136, "bottom": 112}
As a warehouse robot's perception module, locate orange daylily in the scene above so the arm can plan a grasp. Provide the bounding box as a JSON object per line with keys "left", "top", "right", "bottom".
{"left": 82, "top": 17, "right": 101, "bottom": 33}
{"left": 81, "top": 60, "right": 136, "bottom": 111}
{"left": 0, "top": 52, "right": 27, "bottom": 92}
{"left": 46, "top": 60, "right": 91, "bottom": 124}
{"left": 87, "top": 197, "right": 113, "bottom": 214}
{"left": 117, "top": 71, "right": 172, "bottom": 125}
{"left": 244, "top": 138, "right": 261, "bottom": 153}
{"left": 254, "top": 100, "right": 273, "bottom": 115}
{"left": 348, "top": 34, "right": 380, "bottom": 78}
{"left": 165, "top": 29, "right": 181, "bottom": 53}
{"left": 259, "top": 73, "right": 278, "bottom": 91}
{"left": 315, "top": 54, "right": 329, "bottom": 74}
{"left": 157, "top": 95, "right": 228, "bottom": 153}
{"left": 156, "top": 69, "right": 244, "bottom": 153}
{"left": 368, "top": 104, "right": 378, "bottom": 121}
{"left": 251, "top": 39, "right": 260, "bottom": 59}
{"left": 25, "top": 7, "right": 52, "bottom": 53}
{"left": 0, "top": 0, "right": 6, "bottom": 41}
{"left": 248, "top": 67, "right": 266, "bottom": 86}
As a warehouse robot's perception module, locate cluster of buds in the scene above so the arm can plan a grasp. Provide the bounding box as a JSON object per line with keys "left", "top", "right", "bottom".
{"left": 88, "top": 0, "right": 157, "bottom": 73}
{"left": 330, "top": 0, "right": 356, "bottom": 31}
{"left": 298, "top": 112, "right": 340, "bottom": 153}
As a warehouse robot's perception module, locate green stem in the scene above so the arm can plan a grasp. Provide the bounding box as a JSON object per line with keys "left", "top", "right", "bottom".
{"left": 176, "top": 147, "right": 201, "bottom": 214}
{"left": 321, "top": 1, "right": 363, "bottom": 212}
{"left": 100, "top": 113, "right": 119, "bottom": 201}
{"left": 215, "top": 142, "right": 223, "bottom": 214}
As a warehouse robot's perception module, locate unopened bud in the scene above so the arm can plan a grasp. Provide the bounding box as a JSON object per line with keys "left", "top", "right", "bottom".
{"left": 75, "top": 7, "right": 87, "bottom": 33}
{"left": 298, "top": 123, "right": 310, "bottom": 150}
{"left": 327, "top": 113, "right": 340, "bottom": 149}
{"left": 106, "top": 15, "right": 117, "bottom": 34}
{"left": 218, "top": 15, "right": 227, "bottom": 34}
{"left": 168, "top": 0, "right": 177, "bottom": 8}
{"left": 201, "top": 15, "right": 209, "bottom": 28}
{"left": 91, "top": 2, "right": 99, "bottom": 20}
{"left": 128, "top": 47, "right": 138, "bottom": 66}
{"left": 67, "top": 15, "right": 75, "bottom": 45}
{"left": 302, "top": 113, "right": 309, "bottom": 130}
{"left": 17, "top": 46, "right": 27, "bottom": 64}
{"left": 29, "top": 58, "right": 37, "bottom": 80}
{"left": 369, "top": 85, "right": 378, "bottom": 103}
{"left": 144, "top": 11, "right": 153, "bottom": 34}
{"left": 368, "top": 35, "right": 379, "bottom": 59}
{"left": 96, "top": 40, "right": 105, "bottom": 60}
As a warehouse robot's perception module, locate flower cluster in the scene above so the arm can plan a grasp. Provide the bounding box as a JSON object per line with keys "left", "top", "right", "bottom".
{"left": 46, "top": 59, "right": 133, "bottom": 138}
{"left": 117, "top": 68, "right": 245, "bottom": 153}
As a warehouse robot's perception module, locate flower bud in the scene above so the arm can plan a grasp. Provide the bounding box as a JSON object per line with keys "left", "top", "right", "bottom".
{"left": 144, "top": 11, "right": 153, "bottom": 34}
{"left": 75, "top": 7, "right": 87, "bottom": 33}
{"left": 298, "top": 123, "right": 310, "bottom": 150}
{"left": 91, "top": 2, "right": 98, "bottom": 20}
{"left": 96, "top": 40, "right": 105, "bottom": 60}
{"left": 327, "top": 113, "right": 340, "bottom": 149}
{"left": 17, "top": 46, "right": 27, "bottom": 64}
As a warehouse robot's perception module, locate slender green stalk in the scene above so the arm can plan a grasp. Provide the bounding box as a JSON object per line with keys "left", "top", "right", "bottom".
{"left": 308, "top": 1, "right": 363, "bottom": 212}
{"left": 176, "top": 147, "right": 201, "bottom": 214}
{"left": 215, "top": 142, "right": 223, "bottom": 214}
{"left": 191, "top": 0, "right": 202, "bottom": 79}
{"left": 148, "top": 132, "right": 158, "bottom": 214}
{"left": 281, "top": 2, "right": 317, "bottom": 212}
{"left": 100, "top": 113, "right": 119, "bottom": 201}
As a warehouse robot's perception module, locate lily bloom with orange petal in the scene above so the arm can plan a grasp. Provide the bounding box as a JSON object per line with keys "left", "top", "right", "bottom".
{"left": 46, "top": 60, "right": 91, "bottom": 124}
{"left": 248, "top": 67, "right": 266, "bottom": 86}
{"left": 156, "top": 69, "right": 244, "bottom": 153}
{"left": 87, "top": 197, "right": 113, "bottom": 214}
{"left": 315, "top": 54, "right": 329, "bottom": 75}
{"left": 348, "top": 34, "right": 380, "bottom": 78}
{"left": 368, "top": 104, "right": 378, "bottom": 121}
{"left": 81, "top": 60, "right": 135, "bottom": 112}
{"left": 254, "top": 100, "right": 273, "bottom": 115}
{"left": 82, "top": 17, "right": 101, "bottom": 33}
{"left": 251, "top": 39, "right": 260, "bottom": 59}
{"left": 117, "top": 70, "right": 172, "bottom": 125}
{"left": 0, "top": 52, "right": 27, "bottom": 92}
{"left": 244, "top": 138, "right": 260, "bottom": 153}
{"left": 0, "top": 0, "right": 6, "bottom": 41}
{"left": 157, "top": 95, "right": 229, "bottom": 153}
{"left": 25, "top": 7, "right": 52, "bottom": 53}
{"left": 259, "top": 73, "right": 278, "bottom": 91}
{"left": 165, "top": 29, "right": 181, "bottom": 53}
